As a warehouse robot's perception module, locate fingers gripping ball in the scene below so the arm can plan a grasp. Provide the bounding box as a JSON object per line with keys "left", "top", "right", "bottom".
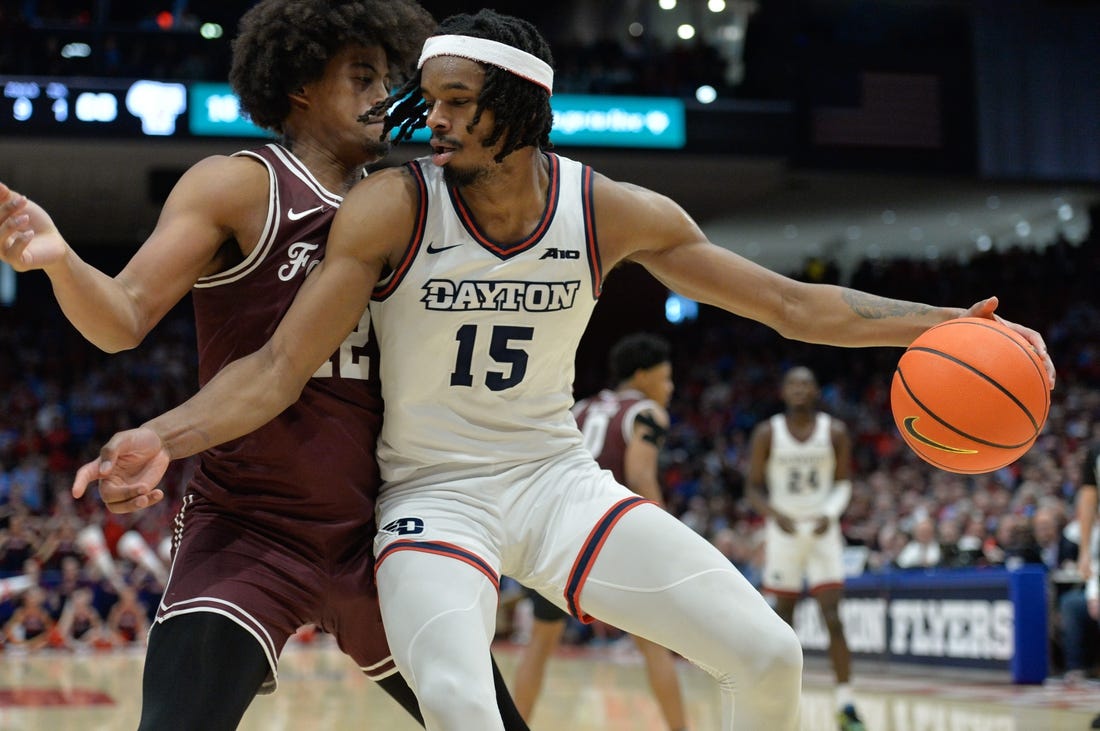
{"left": 890, "top": 317, "right": 1050, "bottom": 474}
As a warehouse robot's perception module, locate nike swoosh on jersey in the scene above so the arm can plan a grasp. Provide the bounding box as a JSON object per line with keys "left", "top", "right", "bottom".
{"left": 287, "top": 205, "right": 325, "bottom": 221}
{"left": 902, "top": 416, "right": 977, "bottom": 454}
{"left": 425, "top": 241, "right": 463, "bottom": 254}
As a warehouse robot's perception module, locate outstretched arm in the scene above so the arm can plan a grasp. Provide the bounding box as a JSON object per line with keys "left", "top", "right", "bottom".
{"left": 0, "top": 159, "right": 265, "bottom": 352}
{"left": 72, "top": 169, "right": 417, "bottom": 505}
{"left": 594, "top": 178, "right": 1055, "bottom": 386}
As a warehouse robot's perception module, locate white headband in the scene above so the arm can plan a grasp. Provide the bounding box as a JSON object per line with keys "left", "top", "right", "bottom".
{"left": 418, "top": 35, "right": 554, "bottom": 95}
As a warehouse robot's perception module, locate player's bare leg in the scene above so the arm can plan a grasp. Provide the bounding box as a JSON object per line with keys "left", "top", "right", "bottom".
{"left": 512, "top": 616, "right": 566, "bottom": 720}
{"left": 814, "top": 586, "right": 863, "bottom": 731}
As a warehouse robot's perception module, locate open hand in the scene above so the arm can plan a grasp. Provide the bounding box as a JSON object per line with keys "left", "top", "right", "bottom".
{"left": 72, "top": 427, "right": 170, "bottom": 513}
{"left": 0, "top": 182, "right": 67, "bottom": 271}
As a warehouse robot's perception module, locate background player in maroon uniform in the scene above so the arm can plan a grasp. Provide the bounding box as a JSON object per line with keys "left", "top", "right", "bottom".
{"left": 0, "top": 2, "right": 527, "bottom": 729}
{"left": 512, "top": 333, "right": 689, "bottom": 731}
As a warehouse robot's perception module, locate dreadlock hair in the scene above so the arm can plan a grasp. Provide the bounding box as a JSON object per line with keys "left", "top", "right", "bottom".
{"left": 609, "top": 333, "right": 672, "bottom": 385}
{"left": 380, "top": 9, "right": 554, "bottom": 162}
{"left": 229, "top": 0, "right": 435, "bottom": 135}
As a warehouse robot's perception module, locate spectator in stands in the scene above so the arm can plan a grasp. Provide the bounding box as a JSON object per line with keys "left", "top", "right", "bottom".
{"left": 1033, "top": 505, "right": 1078, "bottom": 572}
{"left": 56, "top": 586, "right": 112, "bottom": 650}
{"left": 3, "top": 585, "right": 55, "bottom": 650}
{"left": 0, "top": 513, "right": 38, "bottom": 571}
{"left": 48, "top": 554, "right": 96, "bottom": 617}
{"left": 106, "top": 585, "right": 148, "bottom": 646}
{"left": 35, "top": 516, "right": 82, "bottom": 571}
{"left": 895, "top": 517, "right": 941, "bottom": 569}
{"left": 937, "top": 517, "right": 984, "bottom": 568}
{"left": 986, "top": 514, "right": 1043, "bottom": 567}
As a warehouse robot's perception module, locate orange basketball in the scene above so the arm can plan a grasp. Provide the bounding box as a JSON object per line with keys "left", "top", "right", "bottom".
{"left": 890, "top": 317, "right": 1050, "bottom": 474}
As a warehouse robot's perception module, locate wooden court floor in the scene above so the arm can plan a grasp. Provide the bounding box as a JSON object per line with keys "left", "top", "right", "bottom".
{"left": 0, "top": 638, "right": 1097, "bottom": 730}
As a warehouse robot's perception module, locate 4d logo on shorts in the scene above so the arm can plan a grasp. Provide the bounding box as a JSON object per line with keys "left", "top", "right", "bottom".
{"left": 381, "top": 517, "right": 425, "bottom": 535}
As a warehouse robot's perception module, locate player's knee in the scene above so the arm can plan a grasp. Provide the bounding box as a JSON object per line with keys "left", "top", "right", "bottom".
{"left": 415, "top": 669, "right": 498, "bottom": 725}
{"left": 758, "top": 617, "right": 803, "bottom": 688}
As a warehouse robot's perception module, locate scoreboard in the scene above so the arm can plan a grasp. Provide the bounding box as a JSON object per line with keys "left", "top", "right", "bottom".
{"left": 0, "top": 76, "right": 686, "bottom": 149}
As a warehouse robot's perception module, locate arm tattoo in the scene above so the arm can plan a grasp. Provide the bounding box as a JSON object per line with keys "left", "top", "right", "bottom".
{"left": 842, "top": 290, "right": 934, "bottom": 320}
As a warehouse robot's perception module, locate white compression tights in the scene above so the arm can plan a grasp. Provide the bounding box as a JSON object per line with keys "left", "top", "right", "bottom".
{"left": 375, "top": 504, "right": 803, "bottom": 731}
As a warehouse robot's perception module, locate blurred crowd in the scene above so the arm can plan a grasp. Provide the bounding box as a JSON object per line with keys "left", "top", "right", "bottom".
{"left": 0, "top": 296, "right": 194, "bottom": 652}
{"left": 2, "top": 226, "right": 1099, "bottom": 665}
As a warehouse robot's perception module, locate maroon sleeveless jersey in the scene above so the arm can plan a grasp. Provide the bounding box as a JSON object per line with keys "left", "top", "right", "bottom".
{"left": 188, "top": 144, "right": 382, "bottom": 552}
{"left": 572, "top": 388, "right": 656, "bottom": 486}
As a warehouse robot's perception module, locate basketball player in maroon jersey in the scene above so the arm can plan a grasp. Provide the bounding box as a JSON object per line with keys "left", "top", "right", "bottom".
{"left": 512, "top": 333, "right": 689, "bottom": 730}
{"left": 0, "top": 2, "right": 527, "bottom": 729}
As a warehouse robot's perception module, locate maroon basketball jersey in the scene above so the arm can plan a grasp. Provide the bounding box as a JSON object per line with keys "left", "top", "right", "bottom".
{"left": 188, "top": 143, "right": 382, "bottom": 553}
{"left": 572, "top": 388, "right": 658, "bottom": 486}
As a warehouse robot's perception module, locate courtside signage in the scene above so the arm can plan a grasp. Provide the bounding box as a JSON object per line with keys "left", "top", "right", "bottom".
{"left": 548, "top": 94, "right": 684, "bottom": 148}
{"left": 404, "top": 93, "right": 685, "bottom": 148}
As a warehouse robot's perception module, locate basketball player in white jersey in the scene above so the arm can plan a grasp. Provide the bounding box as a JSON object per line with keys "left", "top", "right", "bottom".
{"left": 69, "top": 10, "right": 1055, "bottom": 731}
{"left": 747, "top": 366, "right": 864, "bottom": 731}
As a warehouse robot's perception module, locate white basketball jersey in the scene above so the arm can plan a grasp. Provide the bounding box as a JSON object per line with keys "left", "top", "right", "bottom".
{"left": 765, "top": 412, "right": 836, "bottom": 520}
{"left": 371, "top": 153, "right": 602, "bottom": 483}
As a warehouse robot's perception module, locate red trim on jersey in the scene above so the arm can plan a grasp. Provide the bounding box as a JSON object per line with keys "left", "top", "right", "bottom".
{"left": 581, "top": 164, "right": 603, "bottom": 297}
{"left": 448, "top": 152, "right": 561, "bottom": 260}
{"left": 564, "top": 496, "right": 653, "bottom": 623}
{"left": 374, "top": 539, "right": 500, "bottom": 590}
{"left": 373, "top": 161, "right": 429, "bottom": 301}
{"left": 808, "top": 581, "right": 845, "bottom": 595}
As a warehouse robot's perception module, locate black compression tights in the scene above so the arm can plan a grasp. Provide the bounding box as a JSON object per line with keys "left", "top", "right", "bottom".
{"left": 138, "top": 613, "right": 528, "bottom": 730}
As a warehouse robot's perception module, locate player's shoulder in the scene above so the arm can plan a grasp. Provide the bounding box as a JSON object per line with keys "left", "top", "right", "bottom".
{"left": 174, "top": 154, "right": 268, "bottom": 201}
{"left": 750, "top": 415, "right": 775, "bottom": 440}
{"left": 344, "top": 164, "right": 421, "bottom": 207}
{"left": 638, "top": 400, "right": 670, "bottom": 428}
{"left": 187, "top": 153, "right": 267, "bottom": 183}
{"left": 826, "top": 413, "right": 850, "bottom": 435}
{"left": 159, "top": 154, "right": 268, "bottom": 224}
{"left": 590, "top": 171, "right": 671, "bottom": 211}
{"left": 330, "top": 166, "right": 422, "bottom": 258}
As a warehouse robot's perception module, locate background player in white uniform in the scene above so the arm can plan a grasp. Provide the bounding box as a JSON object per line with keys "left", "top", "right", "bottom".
{"left": 747, "top": 366, "right": 864, "bottom": 731}
{"left": 70, "top": 10, "right": 1055, "bottom": 731}
{"left": 511, "top": 332, "right": 689, "bottom": 731}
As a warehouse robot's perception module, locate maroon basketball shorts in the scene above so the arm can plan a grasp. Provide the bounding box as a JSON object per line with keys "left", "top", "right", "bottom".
{"left": 157, "top": 494, "right": 395, "bottom": 693}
